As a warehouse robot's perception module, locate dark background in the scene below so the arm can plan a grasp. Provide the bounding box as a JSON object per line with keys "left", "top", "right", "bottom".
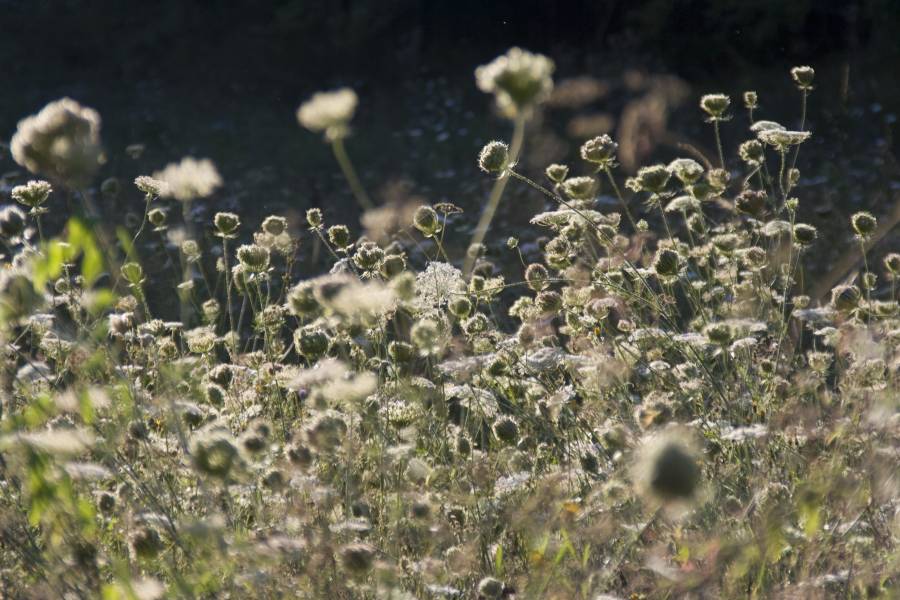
{"left": 1, "top": 0, "right": 898, "bottom": 282}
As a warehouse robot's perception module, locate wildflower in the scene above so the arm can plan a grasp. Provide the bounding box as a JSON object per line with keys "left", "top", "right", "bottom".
{"left": 790, "top": 65, "right": 815, "bottom": 90}
{"left": 545, "top": 163, "right": 569, "bottom": 183}
{"left": 734, "top": 141, "right": 763, "bottom": 168}
{"left": 327, "top": 224, "right": 352, "bottom": 249}
{"left": 750, "top": 120, "right": 786, "bottom": 133}
{"left": 735, "top": 189, "right": 767, "bottom": 217}
{"left": 236, "top": 244, "right": 270, "bottom": 273}
{"left": 626, "top": 164, "right": 670, "bottom": 193}
{"left": 477, "top": 576, "right": 505, "bottom": 599}
{"left": 147, "top": 208, "right": 166, "bottom": 230}
{"left": 0, "top": 205, "right": 27, "bottom": 239}
{"left": 213, "top": 212, "right": 240, "bottom": 238}
{"left": 667, "top": 158, "right": 704, "bottom": 185}
{"left": 180, "top": 239, "right": 201, "bottom": 263}
{"left": 261, "top": 215, "right": 288, "bottom": 236}
{"left": 462, "top": 312, "right": 489, "bottom": 335}
{"left": 850, "top": 211, "right": 877, "bottom": 238}
{"left": 130, "top": 525, "right": 164, "bottom": 559}
{"left": 699, "top": 93, "right": 731, "bottom": 120}
{"left": 523, "top": 263, "right": 549, "bottom": 292}
{"left": 184, "top": 326, "right": 217, "bottom": 354}
{"left": 338, "top": 542, "right": 376, "bottom": 576}
{"left": 792, "top": 223, "right": 818, "bottom": 246}
{"left": 294, "top": 325, "right": 330, "bottom": 360}
{"left": 152, "top": 157, "right": 221, "bottom": 201}
{"left": 191, "top": 430, "right": 240, "bottom": 479}
{"left": 477, "top": 141, "right": 510, "bottom": 174}
{"left": 536, "top": 290, "right": 562, "bottom": 313}
{"left": 831, "top": 284, "right": 861, "bottom": 312}
{"left": 633, "top": 429, "right": 701, "bottom": 503}
{"left": 306, "top": 207, "right": 323, "bottom": 228}
{"left": 352, "top": 240, "right": 384, "bottom": 271}
{"left": 883, "top": 252, "right": 900, "bottom": 276}
{"left": 475, "top": 47, "right": 554, "bottom": 116}
{"left": 652, "top": 247, "right": 680, "bottom": 278}
{"left": 757, "top": 129, "right": 811, "bottom": 151}
{"left": 134, "top": 175, "right": 169, "bottom": 197}
{"left": 413, "top": 205, "right": 441, "bottom": 236}
{"left": 11, "top": 97, "right": 104, "bottom": 186}
{"left": 411, "top": 317, "right": 445, "bottom": 356}
{"left": 492, "top": 417, "right": 519, "bottom": 444}
{"left": 11, "top": 180, "right": 52, "bottom": 212}
{"left": 580, "top": 134, "right": 618, "bottom": 167}
{"left": 296, "top": 88, "right": 358, "bottom": 139}
{"left": 561, "top": 176, "right": 597, "bottom": 200}
{"left": 380, "top": 253, "right": 406, "bottom": 278}
{"left": 743, "top": 91, "right": 758, "bottom": 109}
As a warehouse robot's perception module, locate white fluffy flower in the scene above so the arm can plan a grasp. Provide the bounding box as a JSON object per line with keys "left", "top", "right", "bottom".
{"left": 296, "top": 88, "right": 358, "bottom": 137}
{"left": 153, "top": 157, "right": 222, "bottom": 201}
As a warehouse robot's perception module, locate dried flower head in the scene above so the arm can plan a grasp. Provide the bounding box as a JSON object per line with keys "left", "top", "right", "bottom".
{"left": 790, "top": 65, "right": 815, "bottom": 91}
{"left": 757, "top": 129, "right": 811, "bottom": 151}
{"left": 153, "top": 157, "right": 222, "bottom": 201}
{"left": 213, "top": 212, "right": 240, "bottom": 238}
{"left": 236, "top": 244, "right": 270, "bottom": 273}
{"left": 11, "top": 97, "right": 104, "bottom": 186}
{"left": 297, "top": 88, "right": 358, "bottom": 139}
{"left": 134, "top": 175, "right": 169, "bottom": 197}
{"left": 478, "top": 141, "right": 510, "bottom": 174}
{"left": 633, "top": 428, "right": 701, "bottom": 503}
{"left": 626, "top": 164, "right": 670, "bottom": 194}
{"left": 475, "top": 47, "right": 554, "bottom": 117}
{"left": 699, "top": 94, "right": 731, "bottom": 120}
{"left": 667, "top": 158, "right": 704, "bottom": 185}
{"left": 545, "top": 163, "right": 569, "bottom": 183}
{"left": 580, "top": 134, "right": 618, "bottom": 167}
{"left": 11, "top": 180, "right": 52, "bottom": 211}
{"left": 561, "top": 176, "right": 597, "bottom": 200}
{"left": 850, "top": 211, "right": 877, "bottom": 238}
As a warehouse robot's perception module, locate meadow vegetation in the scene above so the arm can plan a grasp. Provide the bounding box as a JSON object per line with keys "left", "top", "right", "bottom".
{"left": 0, "top": 48, "right": 898, "bottom": 598}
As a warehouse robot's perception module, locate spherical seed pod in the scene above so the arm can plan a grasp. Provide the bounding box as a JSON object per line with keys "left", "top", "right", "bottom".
{"left": 545, "top": 163, "right": 569, "bottom": 184}
{"left": 850, "top": 211, "right": 877, "bottom": 238}
{"left": 213, "top": 212, "right": 240, "bottom": 238}
{"left": 413, "top": 205, "right": 441, "bottom": 237}
{"left": 524, "top": 263, "right": 550, "bottom": 291}
{"left": 700, "top": 93, "right": 731, "bottom": 120}
{"left": 478, "top": 141, "right": 510, "bottom": 174}
{"left": 327, "top": 224, "right": 352, "bottom": 249}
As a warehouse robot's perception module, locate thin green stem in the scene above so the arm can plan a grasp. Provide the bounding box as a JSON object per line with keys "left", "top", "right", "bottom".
{"left": 331, "top": 137, "right": 373, "bottom": 211}
{"left": 603, "top": 166, "right": 637, "bottom": 230}
{"left": 464, "top": 113, "right": 527, "bottom": 277}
